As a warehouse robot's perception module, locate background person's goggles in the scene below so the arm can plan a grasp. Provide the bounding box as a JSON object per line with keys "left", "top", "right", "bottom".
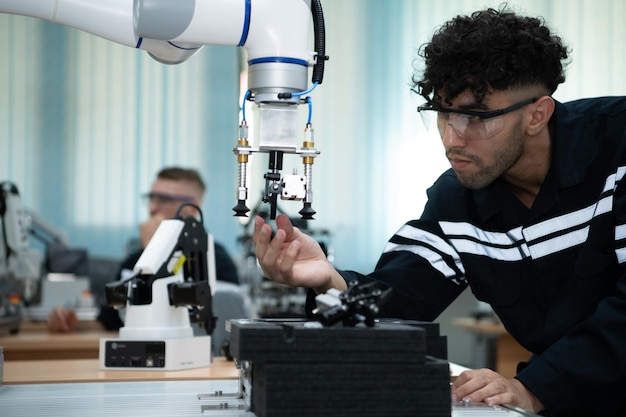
{"left": 142, "top": 192, "right": 195, "bottom": 206}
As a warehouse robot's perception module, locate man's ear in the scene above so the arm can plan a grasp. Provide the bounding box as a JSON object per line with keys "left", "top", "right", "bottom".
{"left": 526, "top": 96, "right": 555, "bottom": 136}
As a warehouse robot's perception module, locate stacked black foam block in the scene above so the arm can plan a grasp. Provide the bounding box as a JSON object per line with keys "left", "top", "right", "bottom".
{"left": 229, "top": 320, "right": 451, "bottom": 417}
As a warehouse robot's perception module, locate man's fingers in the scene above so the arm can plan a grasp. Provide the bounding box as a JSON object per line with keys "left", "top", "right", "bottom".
{"left": 275, "top": 214, "right": 294, "bottom": 236}
{"left": 484, "top": 392, "right": 515, "bottom": 407}
{"left": 264, "top": 228, "right": 287, "bottom": 274}
{"left": 255, "top": 226, "right": 287, "bottom": 280}
{"left": 461, "top": 384, "right": 504, "bottom": 404}
{"left": 452, "top": 372, "right": 485, "bottom": 401}
{"left": 253, "top": 215, "right": 265, "bottom": 235}
{"left": 452, "top": 369, "right": 527, "bottom": 409}
{"left": 253, "top": 217, "right": 270, "bottom": 252}
{"left": 452, "top": 369, "right": 501, "bottom": 403}
{"left": 278, "top": 240, "right": 301, "bottom": 278}
{"left": 48, "top": 308, "right": 69, "bottom": 332}
{"left": 252, "top": 215, "right": 301, "bottom": 285}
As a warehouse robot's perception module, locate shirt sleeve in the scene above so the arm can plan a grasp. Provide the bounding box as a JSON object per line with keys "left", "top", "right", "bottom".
{"left": 516, "top": 159, "right": 626, "bottom": 416}
{"left": 515, "top": 271, "right": 626, "bottom": 416}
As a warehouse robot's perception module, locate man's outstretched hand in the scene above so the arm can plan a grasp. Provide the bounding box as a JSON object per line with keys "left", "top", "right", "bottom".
{"left": 253, "top": 214, "right": 347, "bottom": 294}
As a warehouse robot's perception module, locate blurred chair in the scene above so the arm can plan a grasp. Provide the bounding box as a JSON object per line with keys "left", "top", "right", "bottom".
{"left": 206, "top": 280, "right": 250, "bottom": 357}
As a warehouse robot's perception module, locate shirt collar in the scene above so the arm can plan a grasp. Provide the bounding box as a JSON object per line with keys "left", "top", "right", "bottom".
{"left": 549, "top": 99, "right": 598, "bottom": 188}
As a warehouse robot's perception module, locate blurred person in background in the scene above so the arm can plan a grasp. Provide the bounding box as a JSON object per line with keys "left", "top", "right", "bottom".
{"left": 48, "top": 166, "right": 239, "bottom": 332}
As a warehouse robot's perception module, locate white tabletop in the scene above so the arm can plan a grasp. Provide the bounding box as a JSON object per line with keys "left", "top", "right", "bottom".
{"left": 1, "top": 379, "right": 537, "bottom": 417}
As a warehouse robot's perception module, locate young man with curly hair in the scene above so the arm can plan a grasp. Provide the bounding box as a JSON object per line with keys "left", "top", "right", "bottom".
{"left": 252, "top": 7, "right": 626, "bottom": 417}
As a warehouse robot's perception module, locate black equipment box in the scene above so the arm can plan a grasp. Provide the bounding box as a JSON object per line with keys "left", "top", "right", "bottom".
{"left": 229, "top": 319, "right": 451, "bottom": 417}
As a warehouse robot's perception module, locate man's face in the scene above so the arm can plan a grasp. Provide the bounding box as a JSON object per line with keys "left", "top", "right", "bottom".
{"left": 147, "top": 178, "right": 202, "bottom": 219}
{"left": 437, "top": 90, "right": 531, "bottom": 189}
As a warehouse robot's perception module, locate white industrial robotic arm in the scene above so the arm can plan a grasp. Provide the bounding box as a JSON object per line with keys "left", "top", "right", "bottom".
{"left": 0, "top": 0, "right": 328, "bottom": 219}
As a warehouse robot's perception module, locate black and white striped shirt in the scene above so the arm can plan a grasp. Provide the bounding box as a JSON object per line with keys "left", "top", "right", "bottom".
{"left": 341, "top": 97, "right": 626, "bottom": 416}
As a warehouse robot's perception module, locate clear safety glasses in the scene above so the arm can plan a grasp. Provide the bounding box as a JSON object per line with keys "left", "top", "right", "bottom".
{"left": 142, "top": 192, "right": 195, "bottom": 207}
{"left": 417, "top": 97, "right": 538, "bottom": 140}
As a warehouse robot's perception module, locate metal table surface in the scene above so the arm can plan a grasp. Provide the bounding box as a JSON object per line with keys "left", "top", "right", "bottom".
{"left": 0, "top": 379, "right": 535, "bottom": 417}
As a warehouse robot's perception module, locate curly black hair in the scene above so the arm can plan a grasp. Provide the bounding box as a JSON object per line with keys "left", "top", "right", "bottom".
{"left": 413, "top": 5, "right": 570, "bottom": 105}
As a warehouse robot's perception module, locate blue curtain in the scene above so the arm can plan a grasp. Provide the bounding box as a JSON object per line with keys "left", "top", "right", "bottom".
{"left": 1, "top": 16, "right": 241, "bottom": 260}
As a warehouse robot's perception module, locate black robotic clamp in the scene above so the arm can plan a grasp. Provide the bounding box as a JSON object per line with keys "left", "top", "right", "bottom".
{"left": 260, "top": 151, "right": 316, "bottom": 221}
{"left": 310, "top": 281, "right": 393, "bottom": 327}
{"left": 232, "top": 150, "right": 317, "bottom": 221}
{"left": 261, "top": 151, "right": 284, "bottom": 220}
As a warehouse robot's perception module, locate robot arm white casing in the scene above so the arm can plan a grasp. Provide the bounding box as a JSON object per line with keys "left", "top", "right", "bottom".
{"left": 0, "top": 0, "right": 138, "bottom": 48}
{"left": 0, "top": 0, "right": 199, "bottom": 64}
{"left": 1, "top": 0, "right": 326, "bottom": 218}
{"left": 0, "top": 0, "right": 314, "bottom": 87}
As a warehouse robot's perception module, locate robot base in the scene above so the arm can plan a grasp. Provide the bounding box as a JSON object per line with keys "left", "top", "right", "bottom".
{"left": 99, "top": 335, "right": 212, "bottom": 371}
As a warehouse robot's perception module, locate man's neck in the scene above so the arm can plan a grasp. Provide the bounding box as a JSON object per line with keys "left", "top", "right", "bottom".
{"left": 503, "top": 132, "right": 552, "bottom": 208}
